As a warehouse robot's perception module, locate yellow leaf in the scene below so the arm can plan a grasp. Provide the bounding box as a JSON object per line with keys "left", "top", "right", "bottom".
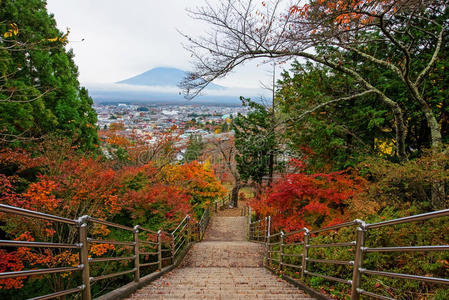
{"left": 10, "top": 23, "right": 19, "bottom": 35}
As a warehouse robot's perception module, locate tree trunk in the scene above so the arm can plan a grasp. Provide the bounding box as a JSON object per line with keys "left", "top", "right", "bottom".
{"left": 392, "top": 105, "right": 408, "bottom": 162}
{"left": 424, "top": 108, "right": 446, "bottom": 208}
{"left": 231, "top": 181, "right": 241, "bottom": 208}
{"left": 268, "top": 152, "right": 274, "bottom": 187}
{"left": 377, "top": 93, "right": 407, "bottom": 162}
{"left": 409, "top": 84, "right": 445, "bottom": 208}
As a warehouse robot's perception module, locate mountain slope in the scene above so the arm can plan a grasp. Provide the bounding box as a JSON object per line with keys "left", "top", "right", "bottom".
{"left": 117, "top": 67, "right": 225, "bottom": 90}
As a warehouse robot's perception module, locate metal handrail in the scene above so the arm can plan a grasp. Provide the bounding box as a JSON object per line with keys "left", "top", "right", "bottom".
{"left": 28, "top": 286, "right": 85, "bottom": 300}
{"left": 365, "top": 208, "right": 449, "bottom": 229}
{"left": 0, "top": 203, "right": 213, "bottom": 300}
{"left": 89, "top": 256, "right": 135, "bottom": 263}
{"left": 309, "top": 220, "right": 358, "bottom": 234}
{"left": 248, "top": 208, "right": 449, "bottom": 299}
{"left": 87, "top": 238, "right": 135, "bottom": 246}
{"left": 0, "top": 240, "right": 81, "bottom": 249}
{"left": 0, "top": 204, "right": 77, "bottom": 225}
{"left": 172, "top": 215, "right": 190, "bottom": 235}
{"left": 136, "top": 225, "right": 158, "bottom": 234}
{"left": 88, "top": 216, "right": 135, "bottom": 231}
{"left": 284, "top": 229, "right": 307, "bottom": 236}
{"left": 0, "top": 266, "right": 82, "bottom": 280}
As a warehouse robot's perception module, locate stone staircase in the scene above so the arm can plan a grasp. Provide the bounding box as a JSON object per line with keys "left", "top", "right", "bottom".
{"left": 127, "top": 215, "right": 314, "bottom": 299}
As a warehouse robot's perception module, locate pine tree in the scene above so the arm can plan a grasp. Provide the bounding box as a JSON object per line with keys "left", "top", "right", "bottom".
{"left": 184, "top": 134, "right": 204, "bottom": 162}
{"left": 232, "top": 97, "right": 278, "bottom": 192}
{"left": 0, "top": 0, "right": 98, "bottom": 150}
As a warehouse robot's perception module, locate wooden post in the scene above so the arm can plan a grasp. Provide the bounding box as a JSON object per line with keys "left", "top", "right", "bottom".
{"left": 78, "top": 216, "right": 91, "bottom": 300}
{"left": 133, "top": 226, "right": 140, "bottom": 282}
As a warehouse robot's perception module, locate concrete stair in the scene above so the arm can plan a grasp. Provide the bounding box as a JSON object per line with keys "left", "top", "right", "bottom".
{"left": 127, "top": 216, "right": 314, "bottom": 299}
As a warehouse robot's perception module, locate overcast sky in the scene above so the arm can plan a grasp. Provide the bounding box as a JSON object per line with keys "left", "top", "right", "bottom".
{"left": 46, "top": 0, "right": 275, "bottom": 91}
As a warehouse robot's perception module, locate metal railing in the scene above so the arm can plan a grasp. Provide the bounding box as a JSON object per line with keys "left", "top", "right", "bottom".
{"left": 197, "top": 205, "right": 212, "bottom": 241}
{"left": 241, "top": 205, "right": 250, "bottom": 216}
{"left": 0, "top": 203, "right": 213, "bottom": 300}
{"left": 248, "top": 208, "right": 449, "bottom": 299}
{"left": 213, "top": 193, "right": 232, "bottom": 212}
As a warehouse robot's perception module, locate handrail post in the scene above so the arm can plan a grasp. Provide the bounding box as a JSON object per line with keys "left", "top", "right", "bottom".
{"left": 264, "top": 217, "right": 268, "bottom": 243}
{"left": 187, "top": 215, "right": 191, "bottom": 243}
{"left": 78, "top": 216, "right": 91, "bottom": 300}
{"left": 266, "top": 216, "right": 271, "bottom": 266}
{"left": 170, "top": 233, "right": 175, "bottom": 265}
{"left": 256, "top": 220, "right": 259, "bottom": 241}
{"left": 351, "top": 220, "right": 366, "bottom": 300}
{"left": 133, "top": 226, "right": 140, "bottom": 282}
{"left": 280, "top": 231, "right": 284, "bottom": 273}
{"left": 301, "top": 228, "right": 309, "bottom": 280}
{"left": 157, "top": 230, "right": 162, "bottom": 271}
{"left": 267, "top": 216, "right": 271, "bottom": 241}
{"left": 247, "top": 207, "right": 251, "bottom": 239}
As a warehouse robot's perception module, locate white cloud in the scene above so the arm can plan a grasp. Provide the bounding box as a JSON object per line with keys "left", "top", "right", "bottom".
{"left": 88, "top": 82, "right": 271, "bottom": 99}
{"left": 46, "top": 0, "right": 277, "bottom": 91}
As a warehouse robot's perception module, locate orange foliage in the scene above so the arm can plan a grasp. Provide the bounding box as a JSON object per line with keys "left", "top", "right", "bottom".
{"left": 160, "top": 161, "right": 226, "bottom": 210}
{"left": 289, "top": 0, "right": 395, "bottom": 33}
{"left": 250, "top": 159, "right": 366, "bottom": 233}
{"left": 0, "top": 137, "right": 225, "bottom": 289}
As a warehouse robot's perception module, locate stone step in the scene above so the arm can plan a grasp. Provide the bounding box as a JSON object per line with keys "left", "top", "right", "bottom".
{"left": 128, "top": 267, "right": 313, "bottom": 299}
{"left": 180, "top": 241, "right": 265, "bottom": 267}
{"left": 132, "top": 296, "right": 313, "bottom": 298}
{"left": 127, "top": 215, "right": 314, "bottom": 300}
{"left": 203, "top": 216, "right": 247, "bottom": 241}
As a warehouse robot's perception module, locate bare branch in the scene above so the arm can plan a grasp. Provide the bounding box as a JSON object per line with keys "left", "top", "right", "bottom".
{"left": 415, "top": 27, "right": 444, "bottom": 86}
{"left": 286, "top": 89, "right": 376, "bottom": 122}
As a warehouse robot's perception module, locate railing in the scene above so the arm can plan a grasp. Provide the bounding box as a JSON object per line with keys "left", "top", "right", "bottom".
{"left": 248, "top": 209, "right": 449, "bottom": 299}
{"left": 249, "top": 216, "right": 270, "bottom": 243}
{"left": 197, "top": 205, "right": 211, "bottom": 241}
{"left": 0, "top": 202, "right": 213, "bottom": 300}
{"left": 241, "top": 205, "right": 250, "bottom": 216}
{"left": 214, "top": 193, "right": 232, "bottom": 212}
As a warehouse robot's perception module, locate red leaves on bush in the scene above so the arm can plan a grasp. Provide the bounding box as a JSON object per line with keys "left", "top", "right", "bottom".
{"left": 251, "top": 159, "right": 365, "bottom": 233}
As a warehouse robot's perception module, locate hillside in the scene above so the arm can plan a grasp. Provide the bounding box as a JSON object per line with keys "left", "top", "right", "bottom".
{"left": 117, "top": 67, "right": 226, "bottom": 90}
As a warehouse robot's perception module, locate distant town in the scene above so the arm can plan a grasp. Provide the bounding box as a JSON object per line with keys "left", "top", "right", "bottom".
{"left": 94, "top": 103, "right": 250, "bottom": 145}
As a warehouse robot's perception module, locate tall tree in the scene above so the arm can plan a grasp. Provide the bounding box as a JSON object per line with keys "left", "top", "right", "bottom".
{"left": 181, "top": 0, "right": 447, "bottom": 163}
{"left": 181, "top": 0, "right": 448, "bottom": 207}
{"left": 0, "top": 0, "right": 98, "bottom": 150}
{"left": 184, "top": 134, "right": 204, "bottom": 162}
{"left": 209, "top": 136, "right": 241, "bottom": 207}
{"left": 232, "top": 98, "right": 278, "bottom": 194}
{"left": 277, "top": 60, "right": 392, "bottom": 170}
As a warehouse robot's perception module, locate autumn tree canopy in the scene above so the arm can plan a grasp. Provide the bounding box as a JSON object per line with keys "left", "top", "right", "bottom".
{"left": 181, "top": 0, "right": 447, "bottom": 163}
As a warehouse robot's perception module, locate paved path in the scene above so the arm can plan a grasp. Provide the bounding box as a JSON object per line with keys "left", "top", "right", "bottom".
{"left": 128, "top": 215, "right": 314, "bottom": 299}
